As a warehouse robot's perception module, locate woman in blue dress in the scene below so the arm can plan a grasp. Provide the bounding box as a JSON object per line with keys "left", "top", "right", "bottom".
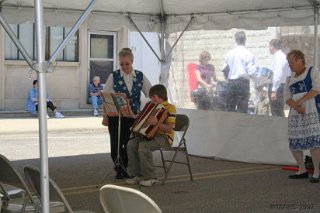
{"left": 284, "top": 50, "right": 320, "bottom": 183}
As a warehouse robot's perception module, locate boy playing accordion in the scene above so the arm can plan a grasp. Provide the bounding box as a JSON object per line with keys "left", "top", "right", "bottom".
{"left": 126, "top": 84, "right": 176, "bottom": 187}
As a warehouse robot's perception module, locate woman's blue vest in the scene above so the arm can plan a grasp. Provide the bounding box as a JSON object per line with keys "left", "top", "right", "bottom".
{"left": 112, "top": 69, "right": 144, "bottom": 114}
{"left": 289, "top": 66, "right": 320, "bottom": 113}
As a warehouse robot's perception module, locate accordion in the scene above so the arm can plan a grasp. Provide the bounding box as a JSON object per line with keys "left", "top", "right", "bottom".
{"left": 131, "top": 101, "right": 168, "bottom": 140}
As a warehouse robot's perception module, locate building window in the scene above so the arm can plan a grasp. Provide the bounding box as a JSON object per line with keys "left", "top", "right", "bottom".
{"left": 88, "top": 32, "right": 117, "bottom": 84}
{"left": 5, "top": 23, "right": 78, "bottom": 62}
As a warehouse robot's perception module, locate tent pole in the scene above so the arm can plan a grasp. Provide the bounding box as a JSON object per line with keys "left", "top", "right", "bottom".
{"left": 159, "top": 15, "right": 168, "bottom": 85}
{"left": 314, "top": 5, "right": 319, "bottom": 67}
{"left": 127, "top": 15, "right": 162, "bottom": 62}
{"left": 0, "top": 13, "right": 34, "bottom": 68}
{"left": 164, "top": 16, "right": 194, "bottom": 62}
{"left": 159, "top": 0, "right": 165, "bottom": 61}
{"left": 160, "top": 16, "right": 165, "bottom": 62}
{"left": 34, "top": 0, "right": 50, "bottom": 212}
{"left": 48, "top": 0, "right": 96, "bottom": 64}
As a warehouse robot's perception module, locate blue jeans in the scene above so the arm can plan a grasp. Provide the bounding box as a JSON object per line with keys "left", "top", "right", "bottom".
{"left": 88, "top": 96, "right": 103, "bottom": 109}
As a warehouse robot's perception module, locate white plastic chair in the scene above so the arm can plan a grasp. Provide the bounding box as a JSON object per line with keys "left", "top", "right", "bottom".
{"left": 99, "top": 184, "right": 162, "bottom": 213}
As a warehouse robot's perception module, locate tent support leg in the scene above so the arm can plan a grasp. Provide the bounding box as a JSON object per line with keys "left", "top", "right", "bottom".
{"left": 313, "top": 5, "right": 319, "bottom": 67}
{"left": 163, "top": 16, "right": 194, "bottom": 63}
{"left": 127, "top": 15, "right": 163, "bottom": 62}
{"left": 127, "top": 14, "right": 194, "bottom": 83}
{"left": 159, "top": 14, "right": 166, "bottom": 62}
{"left": 34, "top": 0, "right": 50, "bottom": 213}
{"left": 159, "top": 16, "right": 194, "bottom": 85}
{"left": 127, "top": 14, "right": 194, "bottom": 65}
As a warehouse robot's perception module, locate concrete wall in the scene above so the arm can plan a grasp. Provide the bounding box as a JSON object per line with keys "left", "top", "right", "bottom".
{"left": 0, "top": 23, "right": 129, "bottom": 111}
{"left": 3, "top": 61, "right": 80, "bottom": 110}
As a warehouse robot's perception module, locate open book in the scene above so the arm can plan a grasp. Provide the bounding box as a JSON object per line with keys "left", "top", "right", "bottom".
{"left": 100, "top": 92, "right": 134, "bottom": 117}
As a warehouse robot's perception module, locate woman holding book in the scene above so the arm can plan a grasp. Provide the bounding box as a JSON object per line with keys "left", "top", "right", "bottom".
{"left": 103, "top": 48, "right": 152, "bottom": 179}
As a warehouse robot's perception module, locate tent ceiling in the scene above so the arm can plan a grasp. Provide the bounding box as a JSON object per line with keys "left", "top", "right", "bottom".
{"left": 0, "top": 0, "right": 316, "bottom": 15}
{"left": 0, "top": 0, "right": 319, "bottom": 33}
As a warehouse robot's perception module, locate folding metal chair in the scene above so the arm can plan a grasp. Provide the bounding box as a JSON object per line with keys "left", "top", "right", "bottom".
{"left": 0, "top": 154, "right": 39, "bottom": 212}
{"left": 99, "top": 184, "right": 162, "bottom": 213}
{"left": 23, "top": 165, "right": 95, "bottom": 213}
{"left": 157, "top": 114, "right": 193, "bottom": 184}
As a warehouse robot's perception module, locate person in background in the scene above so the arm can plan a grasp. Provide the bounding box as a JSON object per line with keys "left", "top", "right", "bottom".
{"left": 196, "top": 51, "right": 216, "bottom": 88}
{"left": 284, "top": 50, "right": 320, "bottom": 183}
{"left": 193, "top": 51, "right": 216, "bottom": 110}
{"left": 268, "top": 39, "right": 291, "bottom": 117}
{"left": 103, "top": 48, "right": 152, "bottom": 179}
{"left": 126, "top": 84, "right": 176, "bottom": 187}
{"left": 26, "top": 80, "right": 64, "bottom": 118}
{"left": 221, "top": 31, "right": 256, "bottom": 113}
{"left": 88, "top": 76, "right": 103, "bottom": 116}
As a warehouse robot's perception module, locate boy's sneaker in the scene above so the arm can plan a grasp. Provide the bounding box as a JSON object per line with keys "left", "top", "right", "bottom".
{"left": 139, "top": 178, "right": 159, "bottom": 187}
{"left": 93, "top": 109, "right": 98, "bottom": 116}
{"left": 125, "top": 176, "right": 140, "bottom": 185}
{"left": 55, "top": 112, "right": 64, "bottom": 118}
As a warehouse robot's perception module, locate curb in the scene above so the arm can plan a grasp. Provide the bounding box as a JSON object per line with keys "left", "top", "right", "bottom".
{"left": 1, "top": 127, "right": 108, "bottom": 135}
{"left": 0, "top": 116, "right": 107, "bottom": 135}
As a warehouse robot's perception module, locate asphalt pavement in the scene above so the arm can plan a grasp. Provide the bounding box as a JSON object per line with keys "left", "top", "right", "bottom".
{"left": 1, "top": 115, "right": 320, "bottom": 213}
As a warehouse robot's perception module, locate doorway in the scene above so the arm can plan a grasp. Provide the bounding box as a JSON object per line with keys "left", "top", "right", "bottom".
{"left": 88, "top": 32, "right": 117, "bottom": 85}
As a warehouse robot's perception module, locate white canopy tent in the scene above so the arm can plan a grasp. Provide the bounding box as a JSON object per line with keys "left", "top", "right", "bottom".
{"left": 0, "top": 0, "right": 319, "bottom": 31}
{"left": 1, "top": 0, "right": 320, "bottom": 63}
{"left": 0, "top": 0, "right": 319, "bottom": 212}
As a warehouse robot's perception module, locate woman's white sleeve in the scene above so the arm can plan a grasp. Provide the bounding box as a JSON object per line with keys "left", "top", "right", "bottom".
{"left": 311, "top": 67, "right": 320, "bottom": 91}
{"left": 283, "top": 77, "right": 291, "bottom": 102}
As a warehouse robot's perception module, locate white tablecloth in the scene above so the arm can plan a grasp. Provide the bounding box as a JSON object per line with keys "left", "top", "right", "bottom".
{"left": 177, "top": 109, "right": 296, "bottom": 165}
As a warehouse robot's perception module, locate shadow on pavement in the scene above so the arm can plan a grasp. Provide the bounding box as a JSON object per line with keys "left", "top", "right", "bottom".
{"left": 9, "top": 153, "right": 320, "bottom": 213}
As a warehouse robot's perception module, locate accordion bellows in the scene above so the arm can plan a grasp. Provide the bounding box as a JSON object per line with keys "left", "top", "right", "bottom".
{"left": 131, "top": 101, "right": 168, "bottom": 140}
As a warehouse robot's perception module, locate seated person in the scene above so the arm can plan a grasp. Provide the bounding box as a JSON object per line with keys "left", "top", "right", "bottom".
{"left": 25, "top": 80, "right": 64, "bottom": 118}
{"left": 195, "top": 51, "right": 216, "bottom": 88}
{"left": 88, "top": 76, "right": 103, "bottom": 116}
{"left": 126, "top": 84, "right": 176, "bottom": 187}
{"left": 189, "top": 51, "right": 216, "bottom": 110}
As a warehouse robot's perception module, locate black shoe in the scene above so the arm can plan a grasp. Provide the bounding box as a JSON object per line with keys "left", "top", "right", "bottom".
{"left": 310, "top": 176, "right": 319, "bottom": 183}
{"left": 115, "top": 166, "right": 124, "bottom": 179}
{"left": 115, "top": 167, "right": 130, "bottom": 179}
{"left": 121, "top": 170, "right": 131, "bottom": 179}
{"left": 115, "top": 171, "right": 124, "bottom": 179}
{"left": 288, "top": 172, "right": 309, "bottom": 179}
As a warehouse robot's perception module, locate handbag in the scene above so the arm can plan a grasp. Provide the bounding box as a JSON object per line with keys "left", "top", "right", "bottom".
{"left": 102, "top": 113, "right": 109, "bottom": 126}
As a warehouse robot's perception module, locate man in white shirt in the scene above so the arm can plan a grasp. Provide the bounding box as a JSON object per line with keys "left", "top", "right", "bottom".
{"left": 221, "top": 31, "right": 256, "bottom": 113}
{"left": 268, "top": 39, "right": 291, "bottom": 117}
